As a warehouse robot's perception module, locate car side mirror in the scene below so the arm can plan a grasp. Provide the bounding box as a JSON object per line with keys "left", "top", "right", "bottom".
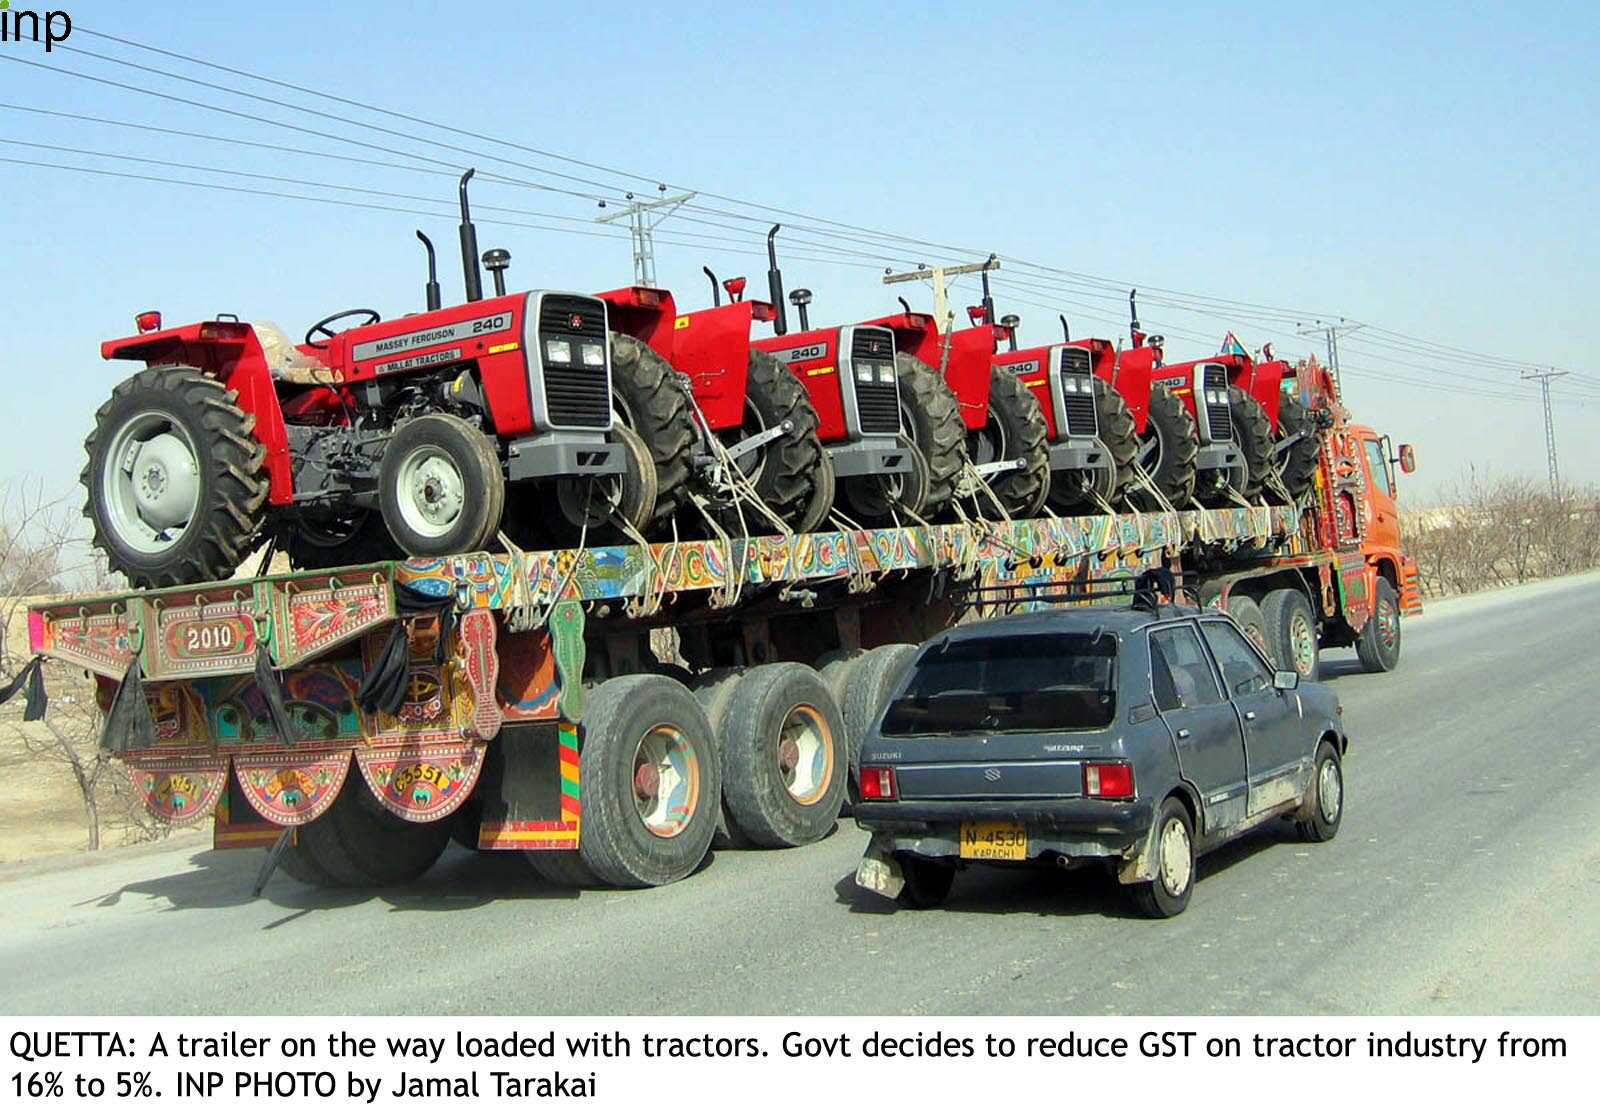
{"left": 1273, "top": 670, "right": 1300, "bottom": 691}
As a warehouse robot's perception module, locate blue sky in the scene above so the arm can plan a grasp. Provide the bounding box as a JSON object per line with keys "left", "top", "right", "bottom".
{"left": 2, "top": 0, "right": 1596, "bottom": 509}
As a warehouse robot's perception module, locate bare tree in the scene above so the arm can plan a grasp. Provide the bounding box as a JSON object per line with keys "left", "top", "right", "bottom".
{"left": 0, "top": 483, "right": 127, "bottom": 851}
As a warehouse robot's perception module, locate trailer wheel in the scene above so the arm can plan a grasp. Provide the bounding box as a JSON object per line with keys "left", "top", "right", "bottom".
{"left": 277, "top": 835, "right": 345, "bottom": 888}
{"left": 715, "top": 663, "right": 847, "bottom": 848}
{"left": 1275, "top": 394, "right": 1320, "bottom": 503}
{"left": 843, "top": 644, "right": 917, "bottom": 791}
{"left": 1130, "top": 386, "right": 1198, "bottom": 510}
{"left": 1355, "top": 578, "right": 1402, "bottom": 673}
{"left": 379, "top": 412, "right": 504, "bottom": 556}
{"left": 1261, "top": 587, "right": 1320, "bottom": 680}
{"left": 571, "top": 674, "right": 720, "bottom": 886}
{"left": 284, "top": 511, "right": 400, "bottom": 571}
{"left": 1223, "top": 593, "right": 1269, "bottom": 655}
{"left": 719, "top": 350, "right": 826, "bottom": 530}
{"left": 1227, "top": 386, "right": 1274, "bottom": 502}
{"left": 82, "top": 365, "right": 269, "bottom": 588}
{"left": 527, "top": 850, "right": 606, "bottom": 889}
{"left": 969, "top": 367, "right": 1050, "bottom": 518}
{"left": 893, "top": 353, "right": 966, "bottom": 517}
{"left": 292, "top": 777, "right": 454, "bottom": 886}
{"left": 609, "top": 332, "right": 696, "bottom": 532}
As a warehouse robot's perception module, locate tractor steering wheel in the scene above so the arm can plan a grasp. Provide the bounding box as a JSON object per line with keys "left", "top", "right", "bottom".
{"left": 305, "top": 308, "right": 381, "bottom": 348}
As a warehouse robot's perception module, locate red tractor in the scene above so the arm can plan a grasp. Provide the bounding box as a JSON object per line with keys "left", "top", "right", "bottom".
{"left": 861, "top": 274, "right": 1051, "bottom": 519}
{"left": 1205, "top": 342, "right": 1322, "bottom": 504}
{"left": 83, "top": 170, "right": 680, "bottom": 588}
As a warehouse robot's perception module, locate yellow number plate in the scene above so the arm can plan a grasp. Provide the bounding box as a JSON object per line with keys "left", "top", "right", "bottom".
{"left": 959, "top": 821, "right": 1028, "bottom": 861}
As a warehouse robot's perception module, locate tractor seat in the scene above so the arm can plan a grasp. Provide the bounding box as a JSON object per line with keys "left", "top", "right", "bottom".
{"left": 253, "top": 320, "right": 332, "bottom": 386}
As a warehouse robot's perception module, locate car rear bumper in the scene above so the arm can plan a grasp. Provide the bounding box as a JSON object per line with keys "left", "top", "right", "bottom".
{"left": 853, "top": 797, "right": 1154, "bottom": 863}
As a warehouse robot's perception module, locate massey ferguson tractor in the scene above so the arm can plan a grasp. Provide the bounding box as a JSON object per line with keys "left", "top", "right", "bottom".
{"left": 1207, "top": 342, "right": 1322, "bottom": 504}
{"left": 82, "top": 170, "right": 674, "bottom": 588}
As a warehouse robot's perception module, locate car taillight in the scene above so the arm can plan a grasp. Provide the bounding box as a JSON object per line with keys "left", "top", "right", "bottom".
{"left": 859, "top": 766, "right": 897, "bottom": 801}
{"left": 1083, "top": 762, "right": 1133, "bottom": 799}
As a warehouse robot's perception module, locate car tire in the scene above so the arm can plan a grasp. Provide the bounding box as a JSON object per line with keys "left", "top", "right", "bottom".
{"left": 1261, "top": 587, "right": 1320, "bottom": 680}
{"left": 1355, "top": 578, "right": 1402, "bottom": 673}
{"left": 1130, "top": 797, "right": 1196, "bottom": 918}
{"left": 1295, "top": 739, "right": 1344, "bottom": 843}
{"left": 895, "top": 854, "right": 956, "bottom": 909}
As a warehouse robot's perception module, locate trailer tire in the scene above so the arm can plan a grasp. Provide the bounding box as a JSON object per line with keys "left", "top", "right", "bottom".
{"left": 573, "top": 674, "right": 719, "bottom": 886}
{"left": 277, "top": 836, "right": 345, "bottom": 888}
{"left": 843, "top": 644, "right": 917, "bottom": 787}
{"left": 690, "top": 668, "right": 756, "bottom": 848}
{"left": 893, "top": 353, "right": 966, "bottom": 517}
{"left": 292, "top": 777, "right": 454, "bottom": 887}
{"left": 720, "top": 350, "right": 826, "bottom": 530}
{"left": 609, "top": 332, "right": 696, "bottom": 532}
{"left": 1130, "top": 386, "right": 1198, "bottom": 510}
{"left": 970, "top": 367, "right": 1051, "bottom": 518}
{"left": 1355, "top": 578, "right": 1402, "bottom": 673}
{"left": 83, "top": 365, "right": 269, "bottom": 589}
{"left": 379, "top": 412, "right": 504, "bottom": 556}
{"left": 1228, "top": 386, "right": 1274, "bottom": 501}
{"left": 528, "top": 850, "right": 607, "bottom": 889}
{"left": 1275, "top": 394, "right": 1320, "bottom": 503}
{"left": 1261, "top": 587, "right": 1320, "bottom": 680}
{"left": 285, "top": 511, "right": 400, "bottom": 571}
{"left": 714, "top": 663, "right": 847, "bottom": 848}
{"left": 895, "top": 854, "right": 956, "bottom": 909}
{"left": 1224, "top": 593, "right": 1269, "bottom": 655}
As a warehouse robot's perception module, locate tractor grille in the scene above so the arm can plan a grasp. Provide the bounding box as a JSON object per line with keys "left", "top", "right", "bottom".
{"left": 849, "top": 328, "right": 901, "bottom": 435}
{"left": 1059, "top": 347, "right": 1099, "bottom": 437}
{"left": 1202, "top": 364, "right": 1232, "bottom": 442}
{"left": 537, "top": 294, "right": 610, "bottom": 429}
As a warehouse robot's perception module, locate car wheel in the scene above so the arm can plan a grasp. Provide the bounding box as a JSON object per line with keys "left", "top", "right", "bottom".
{"left": 895, "top": 854, "right": 956, "bottom": 909}
{"left": 1295, "top": 740, "right": 1344, "bottom": 843}
{"left": 1130, "top": 797, "right": 1196, "bottom": 918}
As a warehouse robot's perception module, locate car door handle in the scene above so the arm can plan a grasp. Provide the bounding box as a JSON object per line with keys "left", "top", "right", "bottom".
{"left": 1244, "top": 711, "right": 1257, "bottom": 721}
{"left": 1176, "top": 728, "right": 1192, "bottom": 739}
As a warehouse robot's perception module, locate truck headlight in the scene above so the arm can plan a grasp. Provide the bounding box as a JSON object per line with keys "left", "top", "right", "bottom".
{"left": 545, "top": 339, "right": 572, "bottom": 364}
{"left": 580, "top": 342, "right": 605, "bottom": 367}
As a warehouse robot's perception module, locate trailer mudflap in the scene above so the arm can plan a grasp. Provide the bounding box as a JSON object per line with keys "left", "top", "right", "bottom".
{"left": 232, "top": 750, "right": 353, "bottom": 826}
{"left": 474, "top": 721, "right": 581, "bottom": 850}
{"left": 355, "top": 741, "right": 487, "bottom": 823}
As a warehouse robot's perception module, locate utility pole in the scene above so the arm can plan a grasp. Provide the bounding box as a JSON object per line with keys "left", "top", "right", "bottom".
{"left": 1521, "top": 368, "right": 1570, "bottom": 494}
{"left": 883, "top": 255, "right": 999, "bottom": 325}
{"left": 596, "top": 188, "right": 696, "bottom": 286}
{"left": 1295, "top": 318, "right": 1363, "bottom": 398}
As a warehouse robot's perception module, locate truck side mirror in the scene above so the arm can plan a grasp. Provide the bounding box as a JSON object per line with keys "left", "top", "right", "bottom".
{"left": 1397, "top": 444, "right": 1416, "bottom": 474}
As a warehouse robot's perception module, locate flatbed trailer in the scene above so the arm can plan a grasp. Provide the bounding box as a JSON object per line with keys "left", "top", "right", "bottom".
{"left": 25, "top": 413, "right": 1420, "bottom": 889}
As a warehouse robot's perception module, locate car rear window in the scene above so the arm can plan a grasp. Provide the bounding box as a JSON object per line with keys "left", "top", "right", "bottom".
{"left": 880, "top": 632, "right": 1117, "bottom": 736}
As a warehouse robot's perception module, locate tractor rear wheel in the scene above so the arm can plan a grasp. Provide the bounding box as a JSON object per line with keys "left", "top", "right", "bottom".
{"left": 717, "top": 350, "right": 825, "bottom": 530}
{"left": 969, "top": 367, "right": 1051, "bottom": 518}
{"left": 1275, "top": 394, "right": 1320, "bottom": 503}
{"left": 609, "top": 332, "right": 696, "bottom": 533}
{"left": 545, "top": 424, "right": 659, "bottom": 543}
{"left": 1228, "top": 386, "right": 1274, "bottom": 502}
{"left": 82, "top": 365, "right": 269, "bottom": 588}
{"left": 892, "top": 353, "right": 965, "bottom": 518}
{"left": 794, "top": 448, "right": 836, "bottom": 533}
{"left": 1130, "top": 386, "right": 1199, "bottom": 511}
{"left": 378, "top": 413, "right": 504, "bottom": 556}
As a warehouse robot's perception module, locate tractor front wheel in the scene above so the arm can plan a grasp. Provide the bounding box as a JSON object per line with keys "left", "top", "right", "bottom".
{"left": 969, "top": 367, "right": 1051, "bottom": 518}
{"left": 892, "top": 353, "right": 965, "bottom": 519}
{"left": 82, "top": 364, "right": 269, "bottom": 588}
{"left": 717, "top": 350, "right": 825, "bottom": 530}
{"left": 609, "top": 332, "right": 696, "bottom": 533}
{"left": 1228, "top": 386, "right": 1274, "bottom": 502}
{"left": 378, "top": 413, "right": 505, "bottom": 556}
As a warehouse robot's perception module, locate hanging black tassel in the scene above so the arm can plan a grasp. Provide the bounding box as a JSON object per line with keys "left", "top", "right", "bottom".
{"left": 100, "top": 657, "right": 158, "bottom": 754}
{"left": 0, "top": 656, "right": 48, "bottom": 722}
{"left": 253, "top": 645, "right": 300, "bottom": 746}
{"left": 356, "top": 623, "right": 411, "bottom": 716}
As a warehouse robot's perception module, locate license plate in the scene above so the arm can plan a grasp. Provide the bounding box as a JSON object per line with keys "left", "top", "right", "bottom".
{"left": 959, "top": 820, "right": 1028, "bottom": 861}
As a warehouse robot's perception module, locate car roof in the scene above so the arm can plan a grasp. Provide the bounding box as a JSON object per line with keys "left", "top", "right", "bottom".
{"left": 933, "top": 602, "right": 1219, "bottom": 645}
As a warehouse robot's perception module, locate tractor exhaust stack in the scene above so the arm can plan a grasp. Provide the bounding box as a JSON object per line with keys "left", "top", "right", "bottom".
{"left": 458, "top": 169, "right": 484, "bottom": 303}
{"left": 1060, "top": 314, "right": 1071, "bottom": 341}
{"left": 416, "top": 231, "right": 442, "bottom": 312}
{"left": 704, "top": 266, "right": 721, "bottom": 307}
{"left": 766, "top": 224, "right": 789, "bottom": 336}
{"left": 1128, "top": 288, "right": 1144, "bottom": 347}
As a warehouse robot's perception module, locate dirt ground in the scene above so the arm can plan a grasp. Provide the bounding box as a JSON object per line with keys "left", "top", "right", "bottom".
{"left": 0, "top": 732, "right": 100, "bottom": 861}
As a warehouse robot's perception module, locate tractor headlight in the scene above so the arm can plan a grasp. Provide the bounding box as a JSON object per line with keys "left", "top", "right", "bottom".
{"left": 580, "top": 342, "right": 605, "bottom": 368}
{"left": 878, "top": 364, "right": 896, "bottom": 384}
{"left": 1063, "top": 377, "right": 1088, "bottom": 394}
{"left": 1206, "top": 390, "right": 1226, "bottom": 405}
{"left": 856, "top": 365, "right": 874, "bottom": 384}
{"left": 545, "top": 339, "right": 572, "bottom": 364}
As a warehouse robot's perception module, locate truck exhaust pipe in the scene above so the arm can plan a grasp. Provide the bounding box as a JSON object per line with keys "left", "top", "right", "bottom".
{"left": 704, "top": 266, "right": 721, "bottom": 307}
{"left": 766, "top": 224, "right": 788, "bottom": 336}
{"left": 458, "top": 169, "right": 483, "bottom": 303}
{"left": 416, "top": 230, "right": 442, "bottom": 312}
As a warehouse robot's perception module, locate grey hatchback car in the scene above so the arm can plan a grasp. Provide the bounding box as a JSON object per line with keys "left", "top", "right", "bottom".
{"left": 852, "top": 598, "right": 1348, "bottom": 917}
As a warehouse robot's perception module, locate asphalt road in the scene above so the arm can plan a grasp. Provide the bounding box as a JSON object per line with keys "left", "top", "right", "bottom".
{"left": 2, "top": 574, "right": 1597, "bottom": 1015}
